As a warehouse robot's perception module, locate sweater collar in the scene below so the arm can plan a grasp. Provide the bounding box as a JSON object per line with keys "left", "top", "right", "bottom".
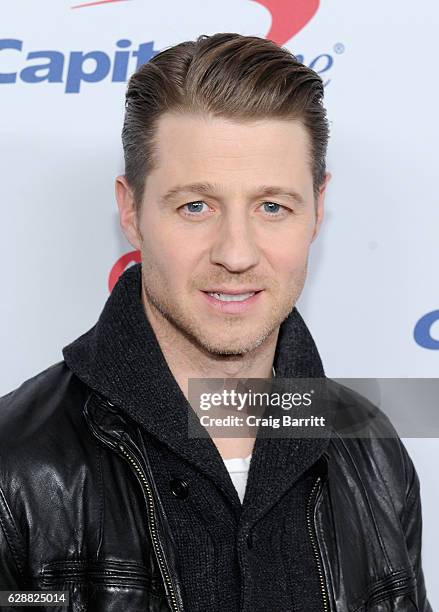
{"left": 63, "top": 263, "right": 329, "bottom": 522}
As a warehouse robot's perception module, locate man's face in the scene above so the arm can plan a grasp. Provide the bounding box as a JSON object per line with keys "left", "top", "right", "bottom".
{"left": 117, "top": 112, "right": 329, "bottom": 355}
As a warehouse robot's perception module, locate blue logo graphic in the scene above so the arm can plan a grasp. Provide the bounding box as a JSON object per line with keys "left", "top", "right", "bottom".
{"left": 0, "top": 39, "right": 157, "bottom": 93}
{"left": 414, "top": 310, "right": 439, "bottom": 350}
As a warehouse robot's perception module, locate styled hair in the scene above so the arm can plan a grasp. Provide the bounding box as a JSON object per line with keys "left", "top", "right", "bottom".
{"left": 122, "top": 32, "right": 330, "bottom": 212}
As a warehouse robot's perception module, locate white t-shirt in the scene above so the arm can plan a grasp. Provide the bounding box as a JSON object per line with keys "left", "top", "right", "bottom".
{"left": 223, "top": 454, "right": 252, "bottom": 503}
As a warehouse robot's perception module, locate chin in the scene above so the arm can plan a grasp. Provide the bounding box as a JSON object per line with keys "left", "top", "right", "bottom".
{"left": 195, "top": 328, "right": 272, "bottom": 356}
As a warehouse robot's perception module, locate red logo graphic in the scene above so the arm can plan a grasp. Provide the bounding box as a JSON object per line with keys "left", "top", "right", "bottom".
{"left": 252, "top": 0, "right": 319, "bottom": 44}
{"left": 109, "top": 250, "right": 141, "bottom": 292}
{"left": 71, "top": 0, "right": 320, "bottom": 45}
{"left": 71, "top": 0, "right": 131, "bottom": 8}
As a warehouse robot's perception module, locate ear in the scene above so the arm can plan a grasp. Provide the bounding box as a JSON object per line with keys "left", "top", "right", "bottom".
{"left": 311, "top": 171, "right": 332, "bottom": 243}
{"left": 115, "top": 175, "right": 142, "bottom": 250}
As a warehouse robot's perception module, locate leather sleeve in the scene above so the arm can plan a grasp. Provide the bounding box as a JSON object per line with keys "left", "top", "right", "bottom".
{"left": 0, "top": 487, "right": 25, "bottom": 588}
{"left": 399, "top": 444, "right": 433, "bottom": 612}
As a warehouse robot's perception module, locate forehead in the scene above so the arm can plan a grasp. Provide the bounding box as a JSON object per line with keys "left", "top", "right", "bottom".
{"left": 151, "top": 112, "right": 313, "bottom": 181}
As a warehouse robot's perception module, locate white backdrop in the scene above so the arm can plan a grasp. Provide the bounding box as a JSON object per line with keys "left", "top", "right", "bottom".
{"left": 1, "top": 0, "right": 437, "bottom": 605}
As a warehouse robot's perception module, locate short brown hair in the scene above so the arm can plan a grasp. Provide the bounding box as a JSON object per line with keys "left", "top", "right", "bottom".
{"left": 122, "top": 32, "right": 330, "bottom": 212}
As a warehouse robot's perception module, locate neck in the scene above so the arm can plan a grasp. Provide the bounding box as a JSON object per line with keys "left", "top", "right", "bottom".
{"left": 141, "top": 286, "right": 277, "bottom": 400}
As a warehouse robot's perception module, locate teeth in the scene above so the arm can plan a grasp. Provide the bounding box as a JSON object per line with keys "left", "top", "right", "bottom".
{"left": 208, "top": 292, "right": 255, "bottom": 302}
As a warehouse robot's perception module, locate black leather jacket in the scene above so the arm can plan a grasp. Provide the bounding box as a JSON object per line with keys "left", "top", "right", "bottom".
{"left": 0, "top": 361, "right": 433, "bottom": 612}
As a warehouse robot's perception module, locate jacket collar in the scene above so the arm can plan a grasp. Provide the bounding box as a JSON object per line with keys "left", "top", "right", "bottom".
{"left": 63, "top": 263, "right": 329, "bottom": 523}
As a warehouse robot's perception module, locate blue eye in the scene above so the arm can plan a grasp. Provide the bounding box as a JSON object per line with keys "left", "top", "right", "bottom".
{"left": 183, "top": 201, "right": 207, "bottom": 214}
{"left": 262, "top": 202, "right": 281, "bottom": 214}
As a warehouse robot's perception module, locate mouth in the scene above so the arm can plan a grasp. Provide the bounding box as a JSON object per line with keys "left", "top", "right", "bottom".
{"left": 200, "top": 290, "right": 264, "bottom": 313}
{"left": 206, "top": 291, "right": 257, "bottom": 302}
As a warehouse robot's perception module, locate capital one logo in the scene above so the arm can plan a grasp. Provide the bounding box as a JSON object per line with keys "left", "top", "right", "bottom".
{"left": 0, "top": 1, "right": 330, "bottom": 94}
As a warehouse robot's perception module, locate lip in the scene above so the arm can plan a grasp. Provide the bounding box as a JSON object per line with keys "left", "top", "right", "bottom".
{"left": 200, "top": 289, "right": 263, "bottom": 314}
{"left": 203, "top": 288, "right": 263, "bottom": 294}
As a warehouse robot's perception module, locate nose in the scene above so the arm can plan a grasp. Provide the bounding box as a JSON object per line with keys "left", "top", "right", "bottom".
{"left": 209, "top": 210, "right": 260, "bottom": 272}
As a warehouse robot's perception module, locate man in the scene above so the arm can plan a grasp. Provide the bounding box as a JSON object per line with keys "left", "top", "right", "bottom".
{"left": 0, "top": 33, "right": 432, "bottom": 611}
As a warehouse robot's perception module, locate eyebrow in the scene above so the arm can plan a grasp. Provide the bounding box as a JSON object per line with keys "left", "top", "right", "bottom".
{"left": 159, "top": 182, "right": 306, "bottom": 206}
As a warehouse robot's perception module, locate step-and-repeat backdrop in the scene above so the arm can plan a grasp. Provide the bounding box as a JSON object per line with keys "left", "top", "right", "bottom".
{"left": 1, "top": 0, "right": 437, "bottom": 604}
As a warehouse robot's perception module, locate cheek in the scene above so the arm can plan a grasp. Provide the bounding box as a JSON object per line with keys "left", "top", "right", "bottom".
{"left": 264, "top": 229, "right": 311, "bottom": 274}
{"left": 140, "top": 219, "right": 201, "bottom": 285}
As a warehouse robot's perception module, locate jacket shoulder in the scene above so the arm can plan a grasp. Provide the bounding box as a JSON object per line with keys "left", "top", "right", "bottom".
{"left": 0, "top": 361, "right": 91, "bottom": 459}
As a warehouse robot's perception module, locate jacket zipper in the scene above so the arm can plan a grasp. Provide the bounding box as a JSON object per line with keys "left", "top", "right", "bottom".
{"left": 84, "top": 400, "right": 183, "bottom": 612}
{"left": 306, "top": 475, "right": 331, "bottom": 612}
{"left": 116, "top": 442, "right": 183, "bottom": 612}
